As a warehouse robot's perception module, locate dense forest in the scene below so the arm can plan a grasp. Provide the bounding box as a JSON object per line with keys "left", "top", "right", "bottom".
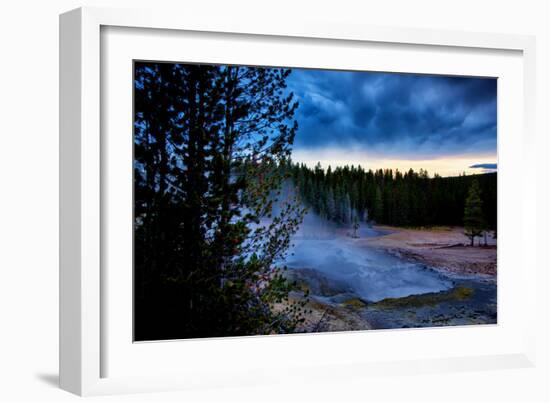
{"left": 289, "top": 162, "right": 497, "bottom": 231}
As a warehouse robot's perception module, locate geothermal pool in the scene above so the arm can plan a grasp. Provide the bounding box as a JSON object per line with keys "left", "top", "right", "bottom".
{"left": 283, "top": 237, "right": 453, "bottom": 303}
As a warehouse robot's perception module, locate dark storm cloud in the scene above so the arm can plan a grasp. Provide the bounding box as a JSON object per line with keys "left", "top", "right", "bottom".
{"left": 286, "top": 69, "right": 497, "bottom": 158}
{"left": 470, "top": 163, "right": 497, "bottom": 169}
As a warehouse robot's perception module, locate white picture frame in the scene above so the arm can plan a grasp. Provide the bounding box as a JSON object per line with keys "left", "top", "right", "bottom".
{"left": 59, "top": 6, "right": 537, "bottom": 396}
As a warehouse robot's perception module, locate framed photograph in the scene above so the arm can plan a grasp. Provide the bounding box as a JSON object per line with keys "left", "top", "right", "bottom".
{"left": 60, "top": 6, "right": 537, "bottom": 396}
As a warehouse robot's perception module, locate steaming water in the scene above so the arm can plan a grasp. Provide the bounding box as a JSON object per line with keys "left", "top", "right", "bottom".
{"left": 284, "top": 233, "right": 453, "bottom": 303}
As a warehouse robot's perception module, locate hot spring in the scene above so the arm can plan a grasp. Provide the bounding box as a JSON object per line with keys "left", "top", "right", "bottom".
{"left": 283, "top": 237, "right": 453, "bottom": 302}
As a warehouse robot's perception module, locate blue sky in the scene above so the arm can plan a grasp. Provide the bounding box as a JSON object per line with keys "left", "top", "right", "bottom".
{"left": 286, "top": 68, "right": 497, "bottom": 176}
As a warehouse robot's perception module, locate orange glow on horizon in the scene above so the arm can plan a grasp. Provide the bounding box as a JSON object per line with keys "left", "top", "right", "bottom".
{"left": 291, "top": 149, "right": 497, "bottom": 177}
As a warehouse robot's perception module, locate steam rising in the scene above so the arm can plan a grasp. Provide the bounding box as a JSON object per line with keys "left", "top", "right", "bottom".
{"left": 283, "top": 211, "right": 452, "bottom": 302}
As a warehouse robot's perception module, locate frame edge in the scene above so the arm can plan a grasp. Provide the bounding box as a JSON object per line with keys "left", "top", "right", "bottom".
{"left": 59, "top": 5, "right": 538, "bottom": 395}
{"left": 59, "top": 7, "right": 83, "bottom": 396}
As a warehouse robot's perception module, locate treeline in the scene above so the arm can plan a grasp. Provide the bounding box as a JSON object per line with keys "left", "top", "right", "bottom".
{"left": 290, "top": 163, "right": 496, "bottom": 230}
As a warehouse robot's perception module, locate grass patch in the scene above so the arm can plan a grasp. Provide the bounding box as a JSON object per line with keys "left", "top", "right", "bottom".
{"left": 372, "top": 286, "right": 474, "bottom": 309}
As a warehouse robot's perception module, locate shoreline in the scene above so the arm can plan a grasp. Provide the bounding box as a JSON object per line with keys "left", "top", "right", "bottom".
{"left": 362, "top": 225, "right": 497, "bottom": 277}
{"left": 279, "top": 225, "right": 497, "bottom": 332}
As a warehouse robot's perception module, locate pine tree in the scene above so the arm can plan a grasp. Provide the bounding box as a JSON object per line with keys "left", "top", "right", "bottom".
{"left": 288, "top": 162, "right": 496, "bottom": 230}
{"left": 134, "top": 62, "right": 307, "bottom": 340}
{"left": 373, "top": 186, "right": 384, "bottom": 223}
{"left": 342, "top": 193, "right": 352, "bottom": 224}
{"left": 326, "top": 187, "right": 336, "bottom": 220}
{"left": 464, "top": 180, "right": 485, "bottom": 246}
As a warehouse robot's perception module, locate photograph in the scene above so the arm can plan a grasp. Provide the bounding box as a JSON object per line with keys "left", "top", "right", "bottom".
{"left": 133, "top": 61, "right": 497, "bottom": 341}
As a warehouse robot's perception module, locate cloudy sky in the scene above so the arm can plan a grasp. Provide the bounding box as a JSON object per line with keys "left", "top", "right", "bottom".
{"left": 286, "top": 68, "right": 497, "bottom": 177}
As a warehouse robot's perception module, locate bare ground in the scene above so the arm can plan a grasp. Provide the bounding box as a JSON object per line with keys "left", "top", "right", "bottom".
{"left": 273, "top": 225, "right": 496, "bottom": 332}
{"left": 362, "top": 226, "right": 497, "bottom": 276}
{"left": 272, "top": 289, "right": 373, "bottom": 333}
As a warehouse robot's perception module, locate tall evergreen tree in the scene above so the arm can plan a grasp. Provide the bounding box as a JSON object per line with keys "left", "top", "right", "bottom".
{"left": 463, "top": 180, "right": 485, "bottom": 246}
{"left": 289, "top": 163, "right": 496, "bottom": 230}
{"left": 373, "top": 186, "right": 384, "bottom": 222}
{"left": 134, "top": 62, "right": 307, "bottom": 340}
{"left": 326, "top": 187, "right": 336, "bottom": 220}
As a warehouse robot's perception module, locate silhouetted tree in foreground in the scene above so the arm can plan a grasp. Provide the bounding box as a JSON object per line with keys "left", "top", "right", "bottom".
{"left": 134, "top": 62, "right": 307, "bottom": 340}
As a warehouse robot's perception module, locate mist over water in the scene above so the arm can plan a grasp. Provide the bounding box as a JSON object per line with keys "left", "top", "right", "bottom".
{"left": 283, "top": 211, "right": 452, "bottom": 302}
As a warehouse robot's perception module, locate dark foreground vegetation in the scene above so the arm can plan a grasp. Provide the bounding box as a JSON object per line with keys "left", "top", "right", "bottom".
{"left": 133, "top": 62, "right": 308, "bottom": 341}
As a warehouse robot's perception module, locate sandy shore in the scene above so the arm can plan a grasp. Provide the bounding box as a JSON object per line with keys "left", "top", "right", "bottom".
{"left": 362, "top": 226, "right": 497, "bottom": 276}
